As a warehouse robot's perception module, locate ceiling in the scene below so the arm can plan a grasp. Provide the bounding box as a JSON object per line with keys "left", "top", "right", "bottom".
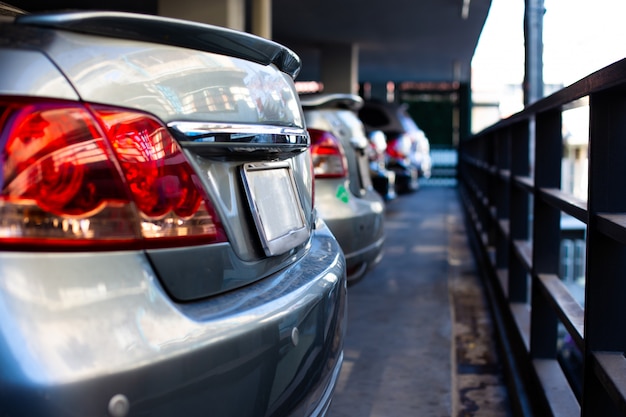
{"left": 10, "top": 0, "right": 493, "bottom": 85}
{"left": 271, "top": 0, "right": 493, "bottom": 84}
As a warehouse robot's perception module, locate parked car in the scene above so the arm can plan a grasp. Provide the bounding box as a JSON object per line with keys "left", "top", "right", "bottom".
{"left": 0, "top": 5, "right": 347, "bottom": 417}
{"left": 367, "top": 129, "right": 397, "bottom": 201}
{"left": 358, "top": 100, "right": 432, "bottom": 193}
{"left": 300, "top": 93, "right": 385, "bottom": 284}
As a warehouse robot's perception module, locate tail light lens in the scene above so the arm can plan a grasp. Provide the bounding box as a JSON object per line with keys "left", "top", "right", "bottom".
{"left": 308, "top": 128, "right": 347, "bottom": 179}
{"left": 386, "top": 133, "right": 411, "bottom": 160}
{"left": 0, "top": 98, "right": 226, "bottom": 250}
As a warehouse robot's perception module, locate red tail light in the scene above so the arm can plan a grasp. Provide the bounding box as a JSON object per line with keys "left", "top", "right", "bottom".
{"left": 0, "top": 98, "right": 226, "bottom": 250}
{"left": 386, "top": 138, "right": 403, "bottom": 160}
{"left": 308, "top": 128, "right": 347, "bottom": 179}
{"left": 386, "top": 134, "right": 411, "bottom": 160}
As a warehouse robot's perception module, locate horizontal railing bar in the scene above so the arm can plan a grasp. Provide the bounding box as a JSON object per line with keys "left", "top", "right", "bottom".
{"left": 489, "top": 205, "right": 497, "bottom": 220}
{"left": 497, "top": 269, "right": 508, "bottom": 298}
{"left": 533, "top": 359, "right": 581, "bottom": 417}
{"left": 458, "top": 56, "right": 626, "bottom": 417}
{"left": 461, "top": 155, "right": 493, "bottom": 172}
{"left": 511, "top": 302, "right": 530, "bottom": 351}
{"left": 465, "top": 177, "right": 485, "bottom": 204}
{"left": 513, "top": 176, "right": 534, "bottom": 193}
{"left": 537, "top": 274, "right": 585, "bottom": 351}
{"left": 499, "top": 219, "right": 510, "bottom": 239}
{"left": 592, "top": 352, "right": 626, "bottom": 416}
{"left": 513, "top": 240, "right": 533, "bottom": 272}
{"left": 596, "top": 213, "right": 626, "bottom": 245}
{"left": 538, "top": 188, "right": 588, "bottom": 224}
{"left": 473, "top": 58, "right": 626, "bottom": 137}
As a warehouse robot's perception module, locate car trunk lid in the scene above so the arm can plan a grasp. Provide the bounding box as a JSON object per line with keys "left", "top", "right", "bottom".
{"left": 7, "top": 12, "right": 314, "bottom": 301}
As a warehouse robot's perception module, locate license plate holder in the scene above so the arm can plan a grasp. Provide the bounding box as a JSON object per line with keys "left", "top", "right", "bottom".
{"left": 241, "top": 162, "right": 309, "bottom": 256}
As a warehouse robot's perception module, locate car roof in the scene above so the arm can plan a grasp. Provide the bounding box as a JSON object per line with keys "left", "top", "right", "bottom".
{"left": 358, "top": 99, "right": 425, "bottom": 135}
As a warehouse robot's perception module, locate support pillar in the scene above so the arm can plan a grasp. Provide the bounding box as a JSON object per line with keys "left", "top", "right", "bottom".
{"left": 361, "top": 82, "right": 390, "bottom": 102}
{"left": 251, "top": 0, "right": 271, "bottom": 39}
{"left": 524, "top": 0, "right": 544, "bottom": 106}
{"left": 320, "top": 43, "right": 359, "bottom": 95}
{"left": 158, "top": 0, "right": 244, "bottom": 31}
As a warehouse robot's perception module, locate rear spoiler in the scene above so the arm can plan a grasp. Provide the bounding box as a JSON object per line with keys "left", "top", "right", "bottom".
{"left": 0, "top": 1, "right": 26, "bottom": 16}
{"left": 16, "top": 11, "right": 301, "bottom": 78}
{"left": 299, "top": 93, "right": 363, "bottom": 111}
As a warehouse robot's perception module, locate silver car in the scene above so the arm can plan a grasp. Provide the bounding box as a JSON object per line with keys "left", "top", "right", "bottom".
{"left": 300, "top": 94, "right": 385, "bottom": 284}
{"left": 0, "top": 5, "right": 346, "bottom": 417}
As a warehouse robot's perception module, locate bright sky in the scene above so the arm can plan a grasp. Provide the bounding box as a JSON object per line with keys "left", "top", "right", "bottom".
{"left": 470, "top": 0, "right": 626, "bottom": 192}
{"left": 472, "top": 0, "right": 626, "bottom": 88}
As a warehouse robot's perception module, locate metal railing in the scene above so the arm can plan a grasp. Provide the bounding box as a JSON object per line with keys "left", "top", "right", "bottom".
{"left": 458, "top": 58, "right": 626, "bottom": 417}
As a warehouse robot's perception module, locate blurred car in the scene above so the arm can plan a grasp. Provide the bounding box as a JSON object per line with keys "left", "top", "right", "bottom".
{"left": 300, "top": 93, "right": 385, "bottom": 284}
{"left": 358, "top": 100, "right": 432, "bottom": 193}
{"left": 367, "top": 129, "right": 397, "bottom": 201}
{"left": 0, "top": 5, "right": 347, "bottom": 417}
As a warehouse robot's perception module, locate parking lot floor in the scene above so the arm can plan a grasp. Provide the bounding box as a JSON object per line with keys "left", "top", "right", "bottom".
{"left": 326, "top": 186, "right": 513, "bottom": 417}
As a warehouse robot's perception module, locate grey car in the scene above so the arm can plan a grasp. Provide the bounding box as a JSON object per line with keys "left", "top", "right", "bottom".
{"left": 0, "top": 5, "right": 346, "bottom": 417}
{"left": 300, "top": 94, "right": 385, "bottom": 284}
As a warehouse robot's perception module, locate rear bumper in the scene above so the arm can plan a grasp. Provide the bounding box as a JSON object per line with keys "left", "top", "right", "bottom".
{"left": 371, "top": 169, "right": 397, "bottom": 201}
{"left": 387, "top": 160, "right": 419, "bottom": 193}
{"left": 0, "top": 221, "right": 347, "bottom": 417}
{"left": 343, "top": 235, "right": 385, "bottom": 281}
{"left": 315, "top": 180, "right": 385, "bottom": 282}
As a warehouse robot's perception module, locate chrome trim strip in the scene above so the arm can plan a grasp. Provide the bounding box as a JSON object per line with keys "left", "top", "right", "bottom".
{"left": 170, "top": 122, "right": 307, "bottom": 136}
{"left": 169, "top": 122, "right": 309, "bottom": 145}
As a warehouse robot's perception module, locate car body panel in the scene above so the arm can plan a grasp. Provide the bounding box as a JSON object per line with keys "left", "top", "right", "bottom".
{"left": 22, "top": 28, "right": 305, "bottom": 128}
{"left": 0, "top": 9, "right": 346, "bottom": 417}
{"left": 0, "top": 49, "right": 79, "bottom": 99}
{"left": 314, "top": 178, "right": 385, "bottom": 270}
{"left": 0, "top": 220, "right": 346, "bottom": 416}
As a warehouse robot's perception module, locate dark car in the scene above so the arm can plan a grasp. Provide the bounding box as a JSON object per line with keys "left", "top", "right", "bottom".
{"left": 358, "top": 100, "right": 432, "bottom": 194}
{"left": 300, "top": 93, "right": 385, "bottom": 284}
{"left": 0, "top": 5, "right": 346, "bottom": 417}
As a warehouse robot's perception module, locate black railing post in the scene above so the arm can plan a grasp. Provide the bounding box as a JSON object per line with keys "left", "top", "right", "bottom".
{"left": 486, "top": 134, "right": 498, "bottom": 248}
{"left": 475, "top": 133, "right": 495, "bottom": 248}
{"left": 495, "top": 130, "right": 510, "bottom": 270}
{"left": 582, "top": 91, "right": 626, "bottom": 417}
{"left": 530, "top": 109, "right": 561, "bottom": 359}
{"left": 460, "top": 58, "right": 626, "bottom": 417}
{"left": 509, "top": 121, "right": 530, "bottom": 303}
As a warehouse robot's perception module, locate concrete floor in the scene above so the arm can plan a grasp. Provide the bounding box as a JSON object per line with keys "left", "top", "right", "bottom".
{"left": 326, "top": 186, "right": 513, "bottom": 417}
